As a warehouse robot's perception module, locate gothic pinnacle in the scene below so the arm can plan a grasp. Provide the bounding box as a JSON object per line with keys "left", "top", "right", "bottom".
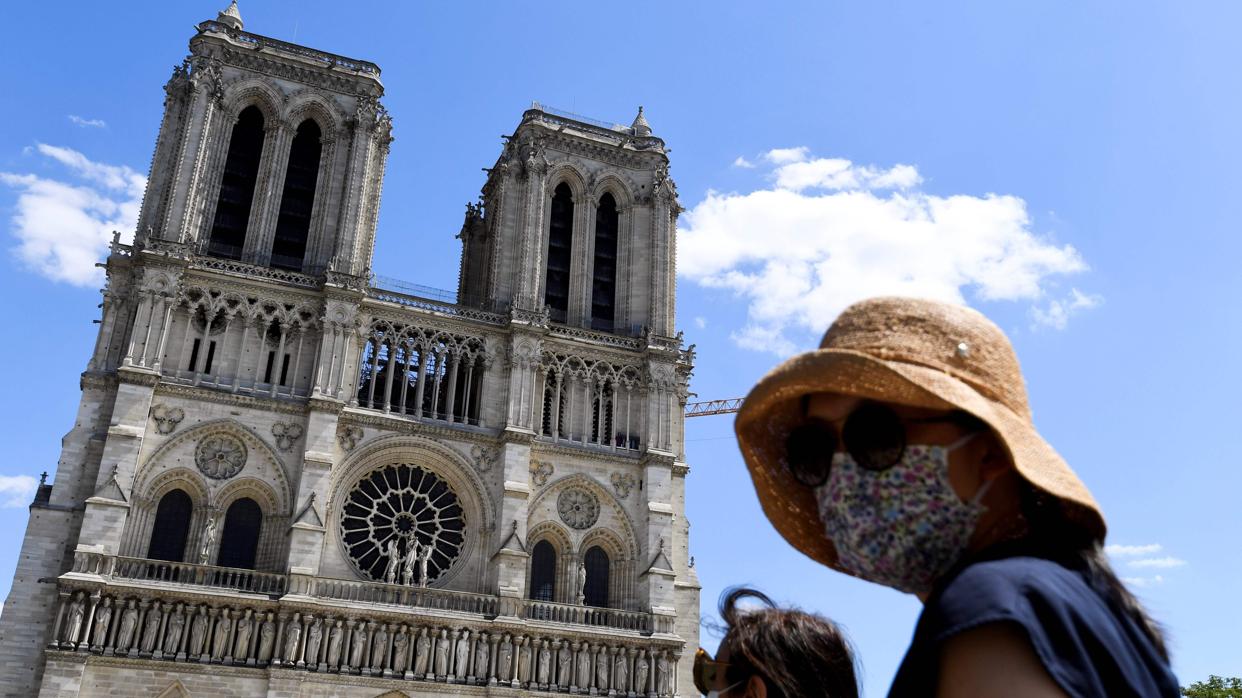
{"left": 217, "top": 0, "right": 243, "bottom": 31}
{"left": 631, "top": 106, "right": 652, "bottom": 136}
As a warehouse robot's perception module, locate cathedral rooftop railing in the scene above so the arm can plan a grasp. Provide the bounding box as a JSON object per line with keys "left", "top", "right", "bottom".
{"left": 197, "top": 20, "right": 381, "bottom": 77}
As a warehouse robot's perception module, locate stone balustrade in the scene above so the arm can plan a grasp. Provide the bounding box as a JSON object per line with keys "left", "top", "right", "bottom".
{"left": 55, "top": 552, "right": 681, "bottom": 696}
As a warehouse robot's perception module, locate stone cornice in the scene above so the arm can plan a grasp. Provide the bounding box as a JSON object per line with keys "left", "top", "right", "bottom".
{"left": 154, "top": 383, "right": 309, "bottom": 416}
{"left": 339, "top": 409, "right": 502, "bottom": 446}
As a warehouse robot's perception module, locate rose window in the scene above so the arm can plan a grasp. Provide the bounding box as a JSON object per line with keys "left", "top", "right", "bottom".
{"left": 340, "top": 463, "right": 465, "bottom": 584}
{"left": 194, "top": 434, "right": 247, "bottom": 480}
{"left": 557, "top": 486, "right": 600, "bottom": 530}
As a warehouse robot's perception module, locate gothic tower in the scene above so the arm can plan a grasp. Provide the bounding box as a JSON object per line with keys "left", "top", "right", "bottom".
{"left": 0, "top": 4, "right": 698, "bottom": 697}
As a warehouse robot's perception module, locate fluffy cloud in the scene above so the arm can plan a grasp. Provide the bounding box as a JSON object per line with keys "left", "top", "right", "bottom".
{"left": 0, "top": 144, "right": 143, "bottom": 286}
{"left": 0, "top": 474, "right": 37, "bottom": 508}
{"left": 732, "top": 156, "right": 756, "bottom": 169}
{"left": 1122, "top": 575, "right": 1165, "bottom": 589}
{"left": 678, "top": 147, "right": 1097, "bottom": 354}
{"left": 1105, "top": 543, "right": 1164, "bottom": 557}
{"left": 68, "top": 115, "right": 107, "bottom": 129}
{"left": 1127, "top": 556, "right": 1187, "bottom": 569}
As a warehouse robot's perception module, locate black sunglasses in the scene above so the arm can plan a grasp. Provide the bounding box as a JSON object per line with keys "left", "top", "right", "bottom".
{"left": 784, "top": 403, "right": 981, "bottom": 487}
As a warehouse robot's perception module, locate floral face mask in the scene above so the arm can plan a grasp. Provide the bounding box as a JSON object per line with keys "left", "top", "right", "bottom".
{"left": 814, "top": 434, "right": 991, "bottom": 595}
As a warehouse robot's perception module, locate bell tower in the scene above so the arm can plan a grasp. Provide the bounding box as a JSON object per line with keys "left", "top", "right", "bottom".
{"left": 458, "top": 104, "right": 681, "bottom": 338}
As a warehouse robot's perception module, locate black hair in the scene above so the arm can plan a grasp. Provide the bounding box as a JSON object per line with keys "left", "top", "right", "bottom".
{"left": 717, "top": 587, "right": 859, "bottom": 698}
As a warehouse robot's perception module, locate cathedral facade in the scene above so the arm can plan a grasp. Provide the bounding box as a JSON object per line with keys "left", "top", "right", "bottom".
{"left": 0, "top": 4, "right": 698, "bottom": 696}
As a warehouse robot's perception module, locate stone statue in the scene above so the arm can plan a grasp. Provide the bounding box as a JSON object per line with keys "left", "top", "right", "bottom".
{"left": 141, "top": 605, "right": 161, "bottom": 654}
{"left": 455, "top": 629, "right": 470, "bottom": 678}
{"left": 418, "top": 543, "right": 433, "bottom": 587}
{"left": 434, "top": 628, "right": 450, "bottom": 676}
{"left": 282, "top": 615, "right": 302, "bottom": 663}
{"left": 577, "top": 562, "right": 587, "bottom": 605}
{"left": 64, "top": 592, "right": 86, "bottom": 646}
{"left": 199, "top": 515, "right": 217, "bottom": 565}
{"left": 537, "top": 639, "right": 551, "bottom": 685}
{"left": 116, "top": 599, "right": 139, "bottom": 652}
{"left": 189, "top": 608, "right": 209, "bottom": 656}
{"left": 326, "top": 620, "right": 343, "bottom": 667}
{"left": 635, "top": 649, "right": 650, "bottom": 694}
{"left": 164, "top": 606, "right": 186, "bottom": 655}
{"left": 233, "top": 611, "right": 252, "bottom": 661}
{"left": 595, "top": 646, "right": 610, "bottom": 691}
{"left": 497, "top": 634, "right": 513, "bottom": 681}
{"left": 415, "top": 628, "right": 431, "bottom": 675}
{"left": 576, "top": 643, "right": 591, "bottom": 689}
{"left": 349, "top": 622, "right": 368, "bottom": 669}
{"left": 473, "top": 632, "right": 489, "bottom": 681}
{"left": 91, "top": 598, "right": 112, "bottom": 649}
{"left": 393, "top": 629, "right": 410, "bottom": 672}
{"left": 382, "top": 538, "right": 400, "bottom": 584}
{"left": 557, "top": 639, "right": 572, "bottom": 688}
{"left": 613, "top": 649, "right": 629, "bottom": 693}
{"left": 402, "top": 539, "right": 419, "bottom": 585}
{"left": 656, "top": 652, "right": 670, "bottom": 695}
{"left": 305, "top": 618, "right": 322, "bottom": 665}
{"left": 371, "top": 624, "right": 389, "bottom": 670}
{"left": 517, "top": 637, "right": 532, "bottom": 683}
{"left": 257, "top": 613, "right": 275, "bottom": 662}
{"left": 211, "top": 609, "right": 231, "bottom": 659}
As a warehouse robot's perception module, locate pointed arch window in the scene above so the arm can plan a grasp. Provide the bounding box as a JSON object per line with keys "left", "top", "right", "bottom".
{"left": 216, "top": 497, "right": 263, "bottom": 569}
{"left": 591, "top": 193, "right": 619, "bottom": 332}
{"left": 544, "top": 183, "right": 574, "bottom": 323}
{"left": 529, "top": 539, "right": 557, "bottom": 602}
{"left": 584, "top": 545, "right": 610, "bottom": 608}
{"left": 270, "top": 119, "right": 323, "bottom": 271}
{"left": 207, "top": 105, "right": 265, "bottom": 260}
{"left": 146, "top": 489, "right": 193, "bottom": 562}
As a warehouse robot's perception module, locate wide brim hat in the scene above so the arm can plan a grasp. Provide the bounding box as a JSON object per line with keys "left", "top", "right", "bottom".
{"left": 735, "top": 296, "right": 1105, "bottom": 573}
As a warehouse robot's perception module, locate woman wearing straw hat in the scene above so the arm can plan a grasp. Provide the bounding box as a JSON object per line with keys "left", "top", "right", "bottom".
{"left": 735, "top": 297, "right": 1178, "bottom": 697}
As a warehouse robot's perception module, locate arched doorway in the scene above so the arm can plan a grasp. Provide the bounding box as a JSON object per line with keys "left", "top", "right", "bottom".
{"left": 529, "top": 539, "right": 557, "bottom": 602}
{"left": 583, "top": 545, "right": 610, "bottom": 608}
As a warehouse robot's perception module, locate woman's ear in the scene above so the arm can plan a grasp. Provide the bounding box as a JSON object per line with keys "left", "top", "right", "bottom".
{"left": 978, "top": 431, "right": 1014, "bottom": 482}
{"left": 743, "top": 674, "right": 767, "bottom": 698}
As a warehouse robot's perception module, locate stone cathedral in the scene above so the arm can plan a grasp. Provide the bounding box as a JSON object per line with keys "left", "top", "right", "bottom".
{"left": 0, "top": 4, "right": 698, "bottom": 696}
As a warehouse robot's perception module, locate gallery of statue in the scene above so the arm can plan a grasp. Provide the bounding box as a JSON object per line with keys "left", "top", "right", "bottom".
{"left": 0, "top": 4, "right": 698, "bottom": 696}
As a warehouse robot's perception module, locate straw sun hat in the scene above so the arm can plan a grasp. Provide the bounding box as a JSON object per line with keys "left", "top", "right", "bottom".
{"left": 734, "top": 296, "right": 1106, "bottom": 572}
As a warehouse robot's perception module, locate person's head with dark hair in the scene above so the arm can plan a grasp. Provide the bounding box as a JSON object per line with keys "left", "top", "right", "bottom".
{"left": 693, "top": 587, "right": 858, "bottom": 698}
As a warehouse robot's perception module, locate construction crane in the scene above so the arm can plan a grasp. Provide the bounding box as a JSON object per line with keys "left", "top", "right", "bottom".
{"left": 684, "top": 398, "right": 744, "bottom": 417}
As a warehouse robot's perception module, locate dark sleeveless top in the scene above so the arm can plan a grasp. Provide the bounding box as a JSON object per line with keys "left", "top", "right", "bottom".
{"left": 888, "top": 556, "right": 1179, "bottom": 697}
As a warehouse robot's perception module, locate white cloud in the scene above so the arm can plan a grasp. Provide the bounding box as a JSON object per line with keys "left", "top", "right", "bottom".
{"left": 763, "top": 146, "right": 810, "bottom": 165}
{"left": 678, "top": 149, "right": 1097, "bottom": 354}
{"left": 732, "top": 156, "right": 756, "bottom": 169}
{"left": 1032, "top": 288, "right": 1103, "bottom": 330}
{"left": 693, "top": 316, "right": 707, "bottom": 329}
{"left": 1105, "top": 543, "right": 1164, "bottom": 557}
{"left": 0, "top": 474, "right": 37, "bottom": 508}
{"left": 68, "top": 115, "right": 106, "bottom": 129}
{"left": 1, "top": 144, "right": 143, "bottom": 286}
{"left": 1128, "top": 556, "right": 1187, "bottom": 569}
{"left": 1122, "top": 575, "right": 1165, "bottom": 588}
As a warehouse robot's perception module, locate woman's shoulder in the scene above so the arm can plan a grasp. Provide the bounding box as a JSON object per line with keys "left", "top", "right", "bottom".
{"left": 929, "top": 555, "right": 1091, "bottom": 628}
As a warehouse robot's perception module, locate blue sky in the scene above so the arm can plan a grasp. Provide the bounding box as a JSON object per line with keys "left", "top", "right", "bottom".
{"left": 1, "top": 1, "right": 1239, "bottom": 693}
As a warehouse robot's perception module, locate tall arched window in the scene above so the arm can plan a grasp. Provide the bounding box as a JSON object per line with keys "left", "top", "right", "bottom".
{"left": 529, "top": 539, "right": 557, "bottom": 602}
{"left": 207, "top": 105, "right": 265, "bottom": 260}
{"left": 146, "top": 489, "right": 193, "bottom": 562}
{"left": 216, "top": 497, "right": 263, "bottom": 569}
{"left": 544, "top": 183, "right": 574, "bottom": 323}
{"left": 270, "top": 119, "right": 323, "bottom": 271}
{"left": 591, "top": 193, "right": 619, "bottom": 332}
{"left": 584, "top": 545, "right": 610, "bottom": 608}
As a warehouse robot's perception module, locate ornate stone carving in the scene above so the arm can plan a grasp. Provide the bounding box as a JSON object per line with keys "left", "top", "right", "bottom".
{"left": 557, "top": 487, "right": 600, "bottom": 530}
{"left": 271, "top": 422, "right": 304, "bottom": 452}
{"left": 338, "top": 425, "right": 364, "bottom": 451}
{"left": 195, "top": 434, "right": 247, "bottom": 479}
{"left": 339, "top": 463, "right": 465, "bottom": 584}
{"left": 529, "top": 461, "right": 553, "bottom": 487}
{"left": 468, "top": 444, "right": 497, "bottom": 473}
{"left": 610, "top": 472, "right": 636, "bottom": 499}
{"left": 151, "top": 404, "right": 185, "bottom": 435}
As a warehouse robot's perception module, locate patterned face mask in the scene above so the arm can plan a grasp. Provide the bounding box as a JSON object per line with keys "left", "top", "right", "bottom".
{"left": 814, "top": 434, "right": 991, "bottom": 595}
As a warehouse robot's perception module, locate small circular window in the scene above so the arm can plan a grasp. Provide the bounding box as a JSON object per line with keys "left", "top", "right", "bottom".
{"left": 339, "top": 463, "right": 465, "bottom": 584}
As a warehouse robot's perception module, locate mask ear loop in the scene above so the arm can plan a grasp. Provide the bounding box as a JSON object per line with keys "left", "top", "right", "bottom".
{"left": 943, "top": 432, "right": 997, "bottom": 506}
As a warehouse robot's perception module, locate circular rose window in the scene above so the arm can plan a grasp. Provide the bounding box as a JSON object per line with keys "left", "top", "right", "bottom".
{"left": 339, "top": 463, "right": 465, "bottom": 584}
{"left": 557, "top": 486, "right": 600, "bottom": 530}
{"left": 195, "top": 434, "right": 247, "bottom": 480}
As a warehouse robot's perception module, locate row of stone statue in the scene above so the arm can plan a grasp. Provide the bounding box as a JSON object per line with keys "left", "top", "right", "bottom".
{"left": 52, "top": 591, "right": 676, "bottom": 696}
{"left": 381, "top": 536, "right": 433, "bottom": 587}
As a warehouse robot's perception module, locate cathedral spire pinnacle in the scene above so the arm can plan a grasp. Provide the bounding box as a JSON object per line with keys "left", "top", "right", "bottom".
{"left": 631, "top": 105, "right": 652, "bottom": 136}
{"left": 216, "top": 1, "right": 243, "bottom": 31}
